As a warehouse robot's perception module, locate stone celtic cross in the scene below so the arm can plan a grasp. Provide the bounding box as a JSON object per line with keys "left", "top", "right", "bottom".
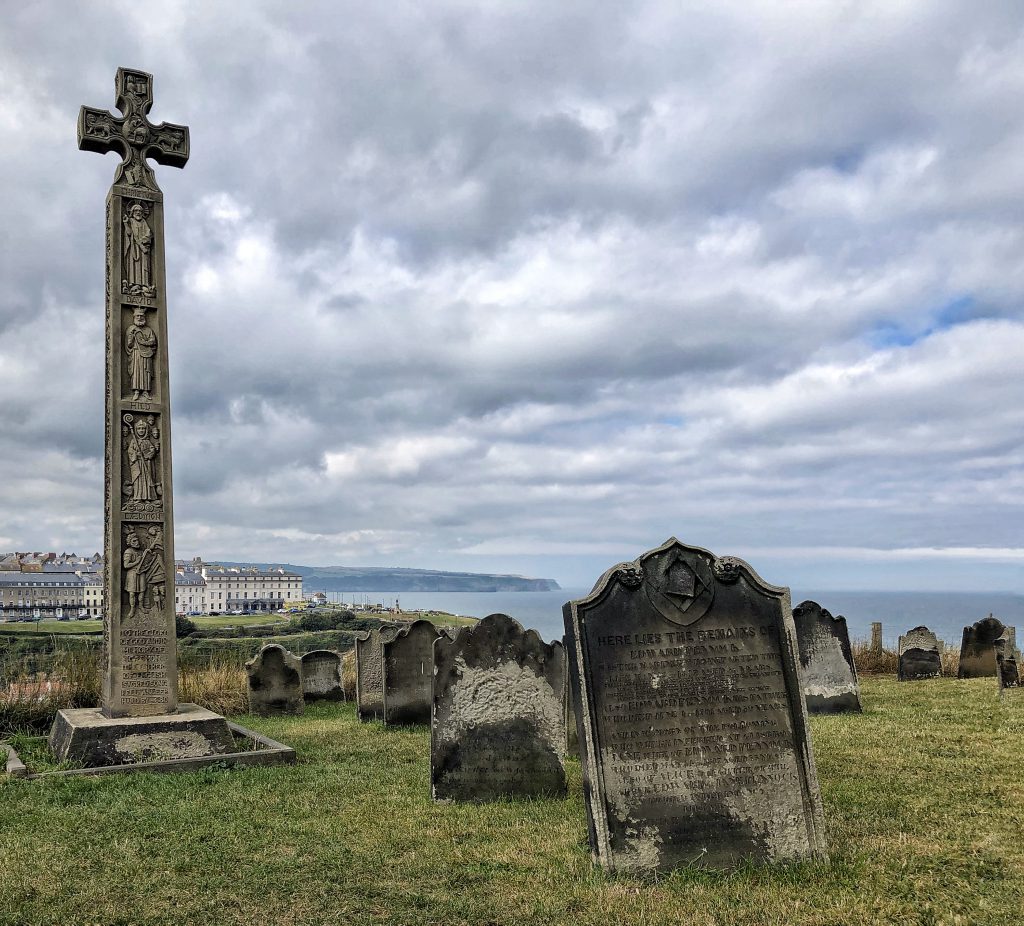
{"left": 79, "top": 68, "right": 189, "bottom": 718}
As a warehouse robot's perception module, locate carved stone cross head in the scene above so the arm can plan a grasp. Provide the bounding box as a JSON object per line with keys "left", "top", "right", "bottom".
{"left": 78, "top": 67, "right": 190, "bottom": 191}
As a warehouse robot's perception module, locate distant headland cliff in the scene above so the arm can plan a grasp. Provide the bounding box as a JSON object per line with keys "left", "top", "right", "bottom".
{"left": 218, "top": 563, "right": 561, "bottom": 593}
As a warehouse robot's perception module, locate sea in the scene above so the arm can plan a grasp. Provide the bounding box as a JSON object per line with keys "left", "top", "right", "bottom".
{"left": 329, "top": 588, "right": 1024, "bottom": 649}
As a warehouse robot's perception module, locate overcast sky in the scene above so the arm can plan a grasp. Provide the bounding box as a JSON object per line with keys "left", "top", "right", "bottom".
{"left": 1, "top": 1, "right": 1023, "bottom": 590}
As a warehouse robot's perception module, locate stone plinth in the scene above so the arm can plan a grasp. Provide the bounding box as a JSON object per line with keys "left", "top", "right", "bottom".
{"left": 50, "top": 703, "right": 234, "bottom": 767}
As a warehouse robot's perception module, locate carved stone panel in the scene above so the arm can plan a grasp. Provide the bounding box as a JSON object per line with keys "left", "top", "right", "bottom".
{"left": 121, "top": 413, "right": 163, "bottom": 517}
{"left": 122, "top": 305, "right": 159, "bottom": 403}
{"left": 564, "top": 538, "right": 827, "bottom": 873}
{"left": 122, "top": 200, "right": 156, "bottom": 297}
{"left": 792, "top": 600, "right": 861, "bottom": 714}
{"left": 431, "top": 614, "right": 567, "bottom": 802}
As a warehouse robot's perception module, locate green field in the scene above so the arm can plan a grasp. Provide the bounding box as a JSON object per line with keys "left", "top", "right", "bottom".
{"left": 0, "top": 677, "right": 1020, "bottom": 925}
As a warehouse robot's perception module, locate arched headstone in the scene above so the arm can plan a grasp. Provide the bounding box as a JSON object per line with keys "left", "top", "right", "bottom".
{"left": 792, "top": 600, "right": 861, "bottom": 714}
{"left": 563, "top": 538, "right": 827, "bottom": 873}
{"left": 355, "top": 625, "right": 401, "bottom": 722}
{"left": 958, "top": 616, "right": 1005, "bottom": 679}
{"left": 898, "top": 626, "right": 942, "bottom": 681}
{"left": 301, "top": 649, "right": 345, "bottom": 702}
{"left": 246, "top": 644, "right": 303, "bottom": 716}
{"left": 431, "top": 614, "right": 567, "bottom": 801}
{"left": 382, "top": 620, "right": 441, "bottom": 725}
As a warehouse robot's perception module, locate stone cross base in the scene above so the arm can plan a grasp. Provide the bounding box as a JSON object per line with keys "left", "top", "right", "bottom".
{"left": 49, "top": 704, "right": 234, "bottom": 767}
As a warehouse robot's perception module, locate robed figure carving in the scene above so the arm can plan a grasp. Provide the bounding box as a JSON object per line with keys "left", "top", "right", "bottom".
{"left": 125, "top": 308, "right": 156, "bottom": 400}
{"left": 124, "top": 415, "right": 160, "bottom": 503}
{"left": 123, "top": 202, "right": 154, "bottom": 295}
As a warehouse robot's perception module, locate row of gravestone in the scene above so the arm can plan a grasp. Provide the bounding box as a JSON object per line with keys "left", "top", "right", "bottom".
{"left": 239, "top": 539, "right": 1016, "bottom": 875}
{"left": 897, "top": 616, "right": 1021, "bottom": 687}
{"left": 246, "top": 646, "right": 346, "bottom": 715}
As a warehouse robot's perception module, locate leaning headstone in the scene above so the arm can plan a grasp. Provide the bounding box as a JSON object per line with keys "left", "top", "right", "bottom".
{"left": 382, "top": 620, "right": 441, "bottom": 725}
{"left": 958, "top": 615, "right": 1005, "bottom": 679}
{"left": 301, "top": 650, "right": 345, "bottom": 702}
{"left": 355, "top": 625, "right": 400, "bottom": 721}
{"left": 246, "top": 645, "right": 304, "bottom": 716}
{"left": 564, "top": 538, "right": 827, "bottom": 873}
{"left": 898, "top": 626, "right": 942, "bottom": 680}
{"left": 870, "top": 622, "right": 883, "bottom": 655}
{"left": 431, "top": 613, "right": 567, "bottom": 801}
{"left": 50, "top": 68, "right": 234, "bottom": 766}
{"left": 792, "top": 601, "right": 861, "bottom": 714}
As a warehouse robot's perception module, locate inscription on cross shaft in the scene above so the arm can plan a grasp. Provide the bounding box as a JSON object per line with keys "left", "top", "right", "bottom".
{"left": 78, "top": 68, "right": 189, "bottom": 718}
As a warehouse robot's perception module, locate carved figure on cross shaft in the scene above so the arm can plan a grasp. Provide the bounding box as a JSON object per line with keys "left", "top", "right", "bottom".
{"left": 125, "top": 308, "right": 156, "bottom": 400}
{"left": 123, "top": 202, "right": 154, "bottom": 295}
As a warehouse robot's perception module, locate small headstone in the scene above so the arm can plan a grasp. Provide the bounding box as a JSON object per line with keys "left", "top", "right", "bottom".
{"left": 870, "top": 622, "right": 883, "bottom": 654}
{"left": 301, "top": 650, "right": 345, "bottom": 702}
{"left": 382, "top": 619, "right": 440, "bottom": 725}
{"left": 792, "top": 601, "right": 861, "bottom": 714}
{"left": 246, "top": 644, "right": 303, "bottom": 716}
{"left": 564, "top": 538, "right": 827, "bottom": 873}
{"left": 431, "top": 613, "right": 567, "bottom": 801}
{"left": 898, "top": 626, "right": 942, "bottom": 680}
{"left": 996, "top": 652, "right": 1020, "bottom": 690}
{"left": 355, "top": 625, "right": 400, "bottom": 722}
{"left": 958, "top": 615, "right": 1005, "bottom": 679}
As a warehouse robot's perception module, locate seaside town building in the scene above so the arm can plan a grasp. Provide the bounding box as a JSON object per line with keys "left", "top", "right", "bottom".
{"left": 0, "top": 553, "right": 303, "bottom": 619}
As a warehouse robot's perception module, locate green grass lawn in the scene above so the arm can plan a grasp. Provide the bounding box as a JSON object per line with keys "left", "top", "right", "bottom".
{"left": 0, "top": 677, "right": 1021, "bottom": 926}
{"left": 0, "top": 619, "right": 102, "bottom": 635}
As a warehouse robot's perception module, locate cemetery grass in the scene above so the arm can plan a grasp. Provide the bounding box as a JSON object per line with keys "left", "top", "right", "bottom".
{"left": 1, "top": 678, "right": 1021, "bottom": 926}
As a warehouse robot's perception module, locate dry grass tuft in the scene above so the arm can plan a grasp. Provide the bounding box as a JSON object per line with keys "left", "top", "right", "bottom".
{"left": 178, "top": 658, "right": 249, "bottom": 716}
{"left": 850, "top": 639, "right": 898, "bottom": 676}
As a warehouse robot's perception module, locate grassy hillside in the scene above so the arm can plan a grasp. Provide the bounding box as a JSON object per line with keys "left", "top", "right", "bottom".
{"left": 1, "top": 677, "right": 1021, "bottom": 925}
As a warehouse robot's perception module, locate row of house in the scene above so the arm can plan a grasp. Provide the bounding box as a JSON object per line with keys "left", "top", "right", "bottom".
{"left": 0, "top": 554, "right": 303, "bottom": 620}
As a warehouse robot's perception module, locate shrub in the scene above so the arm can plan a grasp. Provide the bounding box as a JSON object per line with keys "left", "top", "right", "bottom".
{"left": 175, "top": 615, "right": 197, "bottom": 638}
{"left": 298, "top": 611, "right": 334, "bottom": 632}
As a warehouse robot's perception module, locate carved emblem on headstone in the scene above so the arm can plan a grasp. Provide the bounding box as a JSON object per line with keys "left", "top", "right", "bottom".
{"left": 122, "top": 201, "right": 155, "bottom": 296}
{"left": 642, "top": 547, "right": 715, "bottom": 625}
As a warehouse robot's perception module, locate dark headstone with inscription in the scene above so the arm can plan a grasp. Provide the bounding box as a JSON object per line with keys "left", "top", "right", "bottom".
{"left": 997, "top": 651, "right": 1020, "bottom": 690}
{"left": 301, "top": 649, "right": 345, "bottom": 702}
{"left": 564, "top": 538, "right": 827, "bottom": 873}
{"left": 958, "top": 615, "right": 1005, "bottom": 679}
{"left": 246, "top": 644, "right": 304, "bottom": 716}
{"left": 556, "top": 638, "right": 580, "bottom": 755}
{"left": 792, "top": 601, "right": 861, "bottom": 714}
{"left": 355, "top": 624, "right": 401, "bottom": 721}
{"left": 897, "top": 626, "right": 942, "bottom": 681}
{"left": 382, "top": 620, "right": 441, "bottom": 725}
{"left": 431, "top": 613, "right": 567, "bottom": 801}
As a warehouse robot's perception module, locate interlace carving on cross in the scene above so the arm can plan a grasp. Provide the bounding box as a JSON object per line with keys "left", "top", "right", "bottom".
{"left": 78, "top": 67, "right": 190, "bottom": 192}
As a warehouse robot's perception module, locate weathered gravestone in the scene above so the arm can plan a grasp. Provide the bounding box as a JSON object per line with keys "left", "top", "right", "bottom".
{"left": 355, "top": 625, "right": 401, "bottom": 721}
{"left": 382, "top": 619, "right": 441, "bottom": 725}
{"left": 431, "top": 613, "right": 567, "bottom": 801}
{"left": 301, "top": 650, "right": 345, "bottom": 702}
{"left": 897, "top": 626, "right": 942, "bottom": 681}
{"left": 50, "top": 68, "right": 234, "bottom": 765}
{"left": 557, "top": 638, "right": 580, "bottom": 755}
{"left": 958, "top": 615, "right": 1006, "bottom": 679}
{"left": 246, "top": 645, "right": 304, "bottom": 716}
{"left": 564, "top": 538, "right": 827, "bottom": 873}
{"left": 997, "top": 651, "right": 1020, "bottom": 690}
{"left": 792, "top": 601, "right": 861, "bottom": 714}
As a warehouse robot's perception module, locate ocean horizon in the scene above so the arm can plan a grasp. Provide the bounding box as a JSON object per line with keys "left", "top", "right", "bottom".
{"left": 317, "top": 587, "right": 1024, "bottom": 649}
